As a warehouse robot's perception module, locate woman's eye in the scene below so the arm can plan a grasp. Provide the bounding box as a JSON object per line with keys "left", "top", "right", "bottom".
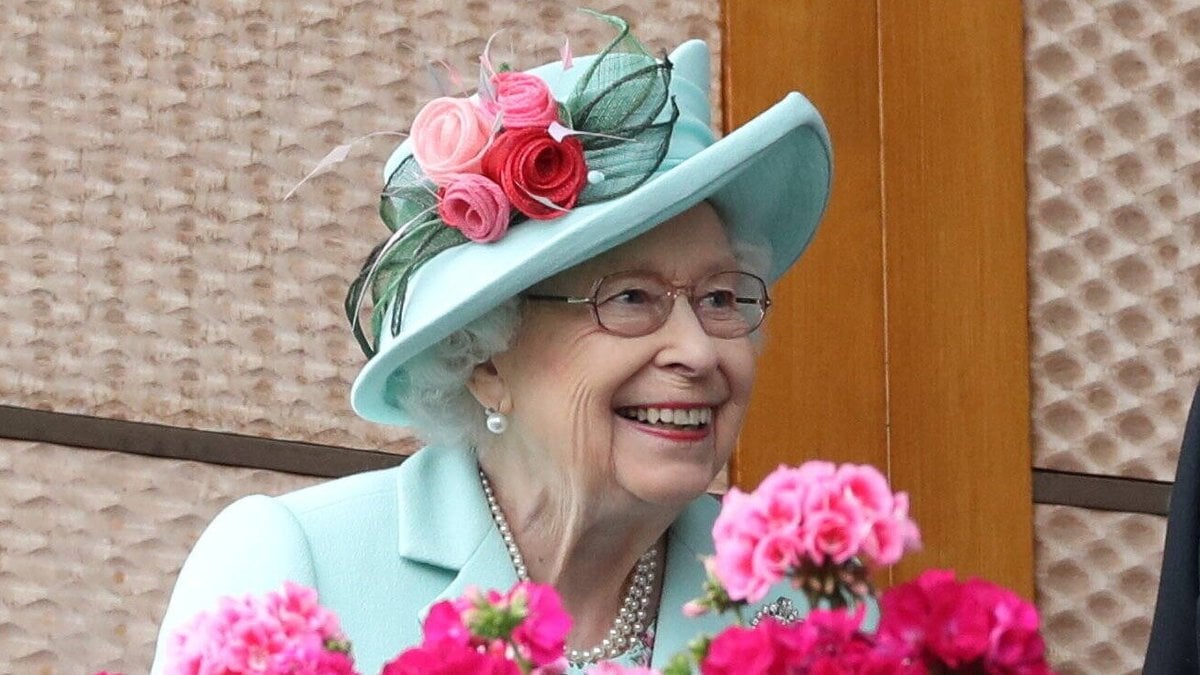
{"left": 700, "top": 289, "right": 737, "bottom": 308}
{"left": 608, "top": 288, "right": 654, "bottom": 305}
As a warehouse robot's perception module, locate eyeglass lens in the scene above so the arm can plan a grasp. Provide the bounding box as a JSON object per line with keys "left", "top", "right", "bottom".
{"left": 593, "top": 271, "right": 768, "bottom": 338}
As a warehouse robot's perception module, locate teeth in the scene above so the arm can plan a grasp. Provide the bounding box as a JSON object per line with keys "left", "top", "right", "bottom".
{"left": 619, "top": 406, "right": 713, "bottom": 426}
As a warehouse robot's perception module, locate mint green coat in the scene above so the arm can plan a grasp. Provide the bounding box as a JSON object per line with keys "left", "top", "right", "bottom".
{"left": 151, "top": 446, "right": 827, "bottom": 673}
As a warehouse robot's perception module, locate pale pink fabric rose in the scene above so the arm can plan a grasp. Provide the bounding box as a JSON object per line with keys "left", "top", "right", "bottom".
{"left": 437, "top": 173, "right": 511, "bottom": 242}
{"left": 481, "top": 71, "right": 560, "bottom": 128}
{"left": 410, "top": 96, "right": 493, "bottom": 185}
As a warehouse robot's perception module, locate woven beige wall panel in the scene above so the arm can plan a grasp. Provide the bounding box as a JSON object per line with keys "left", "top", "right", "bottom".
{"left": 1035, "top": 504, "right": 1163, "bottom": 674}
{"left": 0, "top": 439, "right": 322, "bottom": 674}
{"left": 0, "top": 1, "right": 721, "bottom": 452}
{"left": 1026, "top": 0, "right": 1200, "bottom": 479}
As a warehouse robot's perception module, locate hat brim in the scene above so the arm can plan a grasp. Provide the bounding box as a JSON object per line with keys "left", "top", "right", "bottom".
{"left": 351, "top": 92, "right": 831, "bottom": 426}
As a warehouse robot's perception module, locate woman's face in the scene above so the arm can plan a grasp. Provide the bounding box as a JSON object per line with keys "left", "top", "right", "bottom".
{"left": 486, "top": 202, "right": 759, "bottom": 509}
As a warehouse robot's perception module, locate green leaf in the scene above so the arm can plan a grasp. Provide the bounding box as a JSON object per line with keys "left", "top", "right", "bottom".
{"left": 345, "top": 214, "right": 467, "bottom": 357}
{"left": 385, "top": 224, "right": 469, "bottom": 340}
{"left": 381, "top": 154, "right": 438, "bottom": 233}
{"left": 578, "top": 98, "right": 679, "bottom": 203}
{"left": 661, "top": 652, "right": 697, "bottom": 675}
{"left": 566, "top": 10, "right": 646, "bottom": 113}
{"left": 573, "top": 59, "right": 671, "bottom": 139}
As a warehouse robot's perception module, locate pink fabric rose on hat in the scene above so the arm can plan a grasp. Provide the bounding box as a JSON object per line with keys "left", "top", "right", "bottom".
{"left": 482, "top": 71, "right": 560, "bottom": 129}
{"left": 410, "top": 96, "right": 493, "bottom": 186}
{"left": 437, "top": 173, "right": 512, "bottom": 242}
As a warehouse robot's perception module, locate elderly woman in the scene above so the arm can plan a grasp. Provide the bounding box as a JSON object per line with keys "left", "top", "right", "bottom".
{"left": 153, "top": 17, "right": 836, "bottom": 673}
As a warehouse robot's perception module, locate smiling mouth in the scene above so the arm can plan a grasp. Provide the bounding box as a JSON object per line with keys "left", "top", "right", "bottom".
{"left": 615, "top": 406, "right": 713, "bottom": 430}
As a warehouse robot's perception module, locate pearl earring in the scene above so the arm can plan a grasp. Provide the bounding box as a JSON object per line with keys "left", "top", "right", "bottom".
{"left": 485, "top": 408, "right": 508, "bottom": 434}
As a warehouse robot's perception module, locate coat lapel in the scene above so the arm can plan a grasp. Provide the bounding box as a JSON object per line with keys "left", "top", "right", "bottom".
{"left": 393, "top": 445, "right": 518, "bottom": 621}
{"left": 652, "top": 496, "right": 730, "bottom": 668}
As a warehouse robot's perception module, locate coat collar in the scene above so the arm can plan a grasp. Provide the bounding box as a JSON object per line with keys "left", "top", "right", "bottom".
{"left": 392, "top": 445, "right": 737, "bottom": 663}
{"left": 395, "top": 444, "right": 492, "bottom": 570}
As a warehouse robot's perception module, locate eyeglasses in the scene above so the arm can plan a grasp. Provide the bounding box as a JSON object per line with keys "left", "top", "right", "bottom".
{"left": 524, "top": 270, "right": 771, "bottom": 339}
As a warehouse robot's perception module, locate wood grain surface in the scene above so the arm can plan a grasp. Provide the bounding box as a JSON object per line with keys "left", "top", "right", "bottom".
{"left": 724, "top": 0, "right": 1034, "bottom": 596}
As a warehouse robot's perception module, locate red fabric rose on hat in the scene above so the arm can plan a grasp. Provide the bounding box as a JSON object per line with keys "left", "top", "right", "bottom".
{"left": 481, "top": 128, "right": 588, "bottom": 220}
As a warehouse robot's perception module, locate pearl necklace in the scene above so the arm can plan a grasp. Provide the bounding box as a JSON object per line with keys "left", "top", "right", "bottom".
{"left": 478, "top": 468, "right": 659, "bottom": 666}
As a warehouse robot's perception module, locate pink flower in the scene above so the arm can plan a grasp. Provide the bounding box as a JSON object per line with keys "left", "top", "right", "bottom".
{"left": 860, "top": 494, "right": 922, "bottom": 566}
{"left": 755, "top": 466, "right": 808, "bottom": 530}
{"left": 713, "top": 536, "right": 772, "bottom": 603}
{"left": 410, "top": 96, "right": 493, "bottom": 185}
{"left": 273, "top": 581, "right": 343, "bottom": 639}
{"left": 795, "top": 459, "right": 838, "bottom": 485}
{"left": 437, "top": 173, "right": 511, "bottom": 242}
{"left": 712, "top": 488, "right": 761, "bottom": 543}
{"left": 164, "top": 583, "right": 355, "bottom": 675}
{"left": 510, "top": 582, "right": 572, "bottom": 668}
{"left": 481, "top": 72, "right": 560, "bottom": 129}
{"left": 801, "top": 507, "right": 867, "bottom": 565}
{"left": 835, "top": 464, "right": 895, "bottom": 518}
{"left": 751, "top": 531, "right": 801, "bottom": 582}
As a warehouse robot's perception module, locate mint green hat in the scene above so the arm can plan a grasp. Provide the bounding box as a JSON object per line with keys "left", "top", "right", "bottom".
{"left": 349, "top": 21, "right": 831, "bottom": 427}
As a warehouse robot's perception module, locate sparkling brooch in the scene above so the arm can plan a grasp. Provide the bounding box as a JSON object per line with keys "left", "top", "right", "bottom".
{"left": 749, "top": 597, "right": 803, "bottom": 626}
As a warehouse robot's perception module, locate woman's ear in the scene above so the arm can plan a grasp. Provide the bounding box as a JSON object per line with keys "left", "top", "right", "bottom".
{"left": 467, "top": 359, "right": 512, "bottom": 414}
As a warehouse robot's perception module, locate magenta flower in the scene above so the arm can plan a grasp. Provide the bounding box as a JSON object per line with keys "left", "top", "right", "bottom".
{"left": 387, "top": 581, "right": 570, "bottom": 673}
{"left": 876, "top": 569, "right": 1054, "bottom": 674}
{"left": 422, "top": 599, "right": 473, "bottom": 647}
{"left": 381, "top": 641, "right": 520, "bottom": 675}
{"left": 509, "top": 582, "right": 572, "bottom": 668}
{"left": 701, "top": 622, "right": 785, "bottom": 674}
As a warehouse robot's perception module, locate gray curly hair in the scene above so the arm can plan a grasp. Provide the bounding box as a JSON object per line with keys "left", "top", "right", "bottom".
{"left": 388, "top": 220, "right": 773, "bottom": 449}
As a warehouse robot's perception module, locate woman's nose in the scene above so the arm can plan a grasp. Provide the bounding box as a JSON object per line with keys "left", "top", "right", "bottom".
{"left": 653, "top": 295, "right": 720, "bottom": 376}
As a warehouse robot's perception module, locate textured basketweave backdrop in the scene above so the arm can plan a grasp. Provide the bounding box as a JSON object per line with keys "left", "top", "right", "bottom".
{"left": 0, "top": 1, "right": 720, "bottom": 672}
{"left": 1025, "top": 0, "right": 1199, "bottom": 672}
